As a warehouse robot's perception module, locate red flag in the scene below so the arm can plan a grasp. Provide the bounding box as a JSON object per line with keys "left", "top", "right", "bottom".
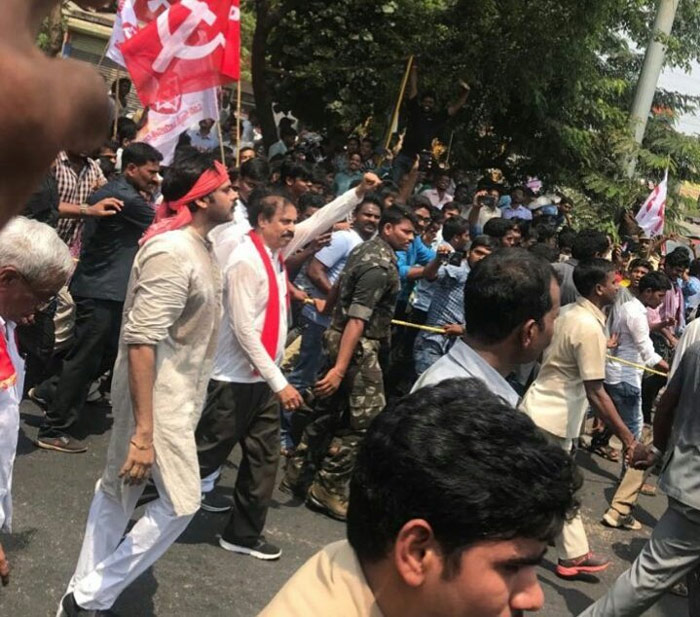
{"left": 119, "top": 0, "right": 240, "bottom": 107}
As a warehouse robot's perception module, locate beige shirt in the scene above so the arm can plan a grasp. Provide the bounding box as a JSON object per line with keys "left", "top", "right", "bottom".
{"left": 520, "top": 297, "right": 607, "bottom": 439}
{"left": 100, "top": 228, "right": 222, "bottom": 516}
{"left": 259, "top": 541, "right": 384, "bottom": 617}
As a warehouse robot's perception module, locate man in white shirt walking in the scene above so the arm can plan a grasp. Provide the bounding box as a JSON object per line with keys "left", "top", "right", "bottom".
{"left": 196, "top": 174, "right": 381, "bottom": 561}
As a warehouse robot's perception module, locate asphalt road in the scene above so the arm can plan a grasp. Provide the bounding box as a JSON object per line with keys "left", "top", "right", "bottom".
{"left": 0, "top": 400, "right": 688, "bottom": 616}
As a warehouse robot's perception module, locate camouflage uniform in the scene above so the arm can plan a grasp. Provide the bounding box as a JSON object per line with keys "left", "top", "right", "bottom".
{"left": 284, "top": 236, "right": 400, "bottom": 502}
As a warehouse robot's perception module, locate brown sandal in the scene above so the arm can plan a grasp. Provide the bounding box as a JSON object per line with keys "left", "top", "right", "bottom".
{"left": 592, "top": 444, "right": 620, "bottom": 463}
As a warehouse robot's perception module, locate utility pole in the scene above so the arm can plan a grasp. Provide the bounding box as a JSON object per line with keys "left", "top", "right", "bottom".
{"left": 628, "top": 0, "right": 679, "bottom": 175}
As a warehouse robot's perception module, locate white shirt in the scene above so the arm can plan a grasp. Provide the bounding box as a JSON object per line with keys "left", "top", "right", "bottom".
{"left": 606, "top": 297, "right": 662, "bottom": 389}
{"left": 268, "top": 140, "right": 288, "bottom": 159}
{"left": 210, "top": 188, "right": 363, "bottom": 390}
{"left": 420, "top": 188, "right": 453, "bottom": 210}
{"left": 411, "top": 339, "right": 519, "bottom": 407}
{"left": 0, "top": 318, "right": 24, "bottom": 533}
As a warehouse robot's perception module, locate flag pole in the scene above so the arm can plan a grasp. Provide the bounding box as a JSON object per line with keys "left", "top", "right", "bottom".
{"left": 235, "top": 80, "right": 242, "bottom": 167}
{"left": 216, "top": 89, "right": 226, "bottom": 167}
{"left": 383, "top": 55, "right": 414, "bottom": 154}
{"left": 113, "top": 72, "right": 121, "bottom": 140}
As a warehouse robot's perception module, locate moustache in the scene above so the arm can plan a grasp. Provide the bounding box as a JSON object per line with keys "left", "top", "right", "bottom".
{"left": 282, "top": 232, "right": 295, "bottom": 239}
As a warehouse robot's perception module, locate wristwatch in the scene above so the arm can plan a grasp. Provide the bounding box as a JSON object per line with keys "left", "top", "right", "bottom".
{"left": 80, "top": 203, "right": 88, "bottom": 218}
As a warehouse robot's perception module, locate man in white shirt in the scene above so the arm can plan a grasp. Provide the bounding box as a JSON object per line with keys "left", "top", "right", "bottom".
{"left": 420, "top": 171, "right": 454, "bottom": 210}
{"left": 413, "top": 248, "right": 560, "bottom": 407}
{"left": 195, "top": 174, "right": 381, "bottom": 561}
{"left": 187, "top": 119, "right": 219, "bottom": 152}
{"left": 601, "top": 271, "right": 671, "bottom": 530}
{"left": 0, "top": 218, "right": 72, "bottom": 587}
{"left": 500, "top": 186, "right": 533, "bottom": 221}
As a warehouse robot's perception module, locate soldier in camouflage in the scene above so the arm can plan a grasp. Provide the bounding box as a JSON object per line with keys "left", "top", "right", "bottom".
{"left": 282, "top": 205, "right": 418, "bottom": 520}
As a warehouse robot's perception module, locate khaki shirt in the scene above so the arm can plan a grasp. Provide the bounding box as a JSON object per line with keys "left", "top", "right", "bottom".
{"left": 259, "top": 541, "right": 384, "bottom": 617}
{"left": 101, "top": 228, "right": 222, "bottom": 516}
{"left": 520, "top": 297, "right": 607, "bottom": 439}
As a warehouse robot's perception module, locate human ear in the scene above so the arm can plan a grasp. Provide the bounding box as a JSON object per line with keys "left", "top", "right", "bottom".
{"left": 393, "top": 519, "right": 438, "bottom": 588}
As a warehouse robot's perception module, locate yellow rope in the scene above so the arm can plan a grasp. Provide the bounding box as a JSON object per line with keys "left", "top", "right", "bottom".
{"left": 391, "top": 319, "right": 446, "bottom": 334}
{"left": 606, "top": 355, "right": 668, "bottom": 378}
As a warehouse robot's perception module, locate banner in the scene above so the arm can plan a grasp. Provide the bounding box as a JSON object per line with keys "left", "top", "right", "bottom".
{"left": 636, "top": 170, "right": 668, "bottom": 238}
{"left": 137, "top": 87, "right": 219, "bottom": 164}
{"left": 119, "top": 0, "right": 240, "bottom": 107}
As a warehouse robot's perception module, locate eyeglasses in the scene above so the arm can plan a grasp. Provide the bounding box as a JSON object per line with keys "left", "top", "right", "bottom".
{"left": 18, "top": 273, "right": 58, "bottom": 312}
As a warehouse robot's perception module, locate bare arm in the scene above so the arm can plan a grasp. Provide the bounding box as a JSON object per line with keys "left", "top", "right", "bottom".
{"left": 315, "top": 317, "right": 365, "bottom": 398}
{"left": 408, "top": 63, "right": 418, "bottom": 100}
{"left": 447, "top": 82, "right": 470, "bottom": 116}
{"left": 307, "top": 256, "right": 332, "bottom": 295}
{"left": 397, "top": 157, "right": 419, "bottom": 203}
{"left": 585, "top": 380, "right": 636, "bottom": 451}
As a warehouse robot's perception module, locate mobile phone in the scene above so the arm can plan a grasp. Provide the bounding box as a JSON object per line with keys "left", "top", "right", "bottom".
{"left": 478, "top": 195, "right": 496, "bottom": 208}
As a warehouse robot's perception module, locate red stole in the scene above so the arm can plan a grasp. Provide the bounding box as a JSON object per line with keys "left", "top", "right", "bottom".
{"left": 248, "top": 231, "right": 288, "bottom": 362}
{"left": 0, "top": 325, "right": 17, "bottom": 391}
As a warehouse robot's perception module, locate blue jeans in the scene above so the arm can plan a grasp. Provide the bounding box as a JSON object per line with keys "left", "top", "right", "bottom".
{"left": 281, "top": 316, "right": 327, "bottom": 449}
{"left": 605, "top": 381, "right": 642, "bottom": 475}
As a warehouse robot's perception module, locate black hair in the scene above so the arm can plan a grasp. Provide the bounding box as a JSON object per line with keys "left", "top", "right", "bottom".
{"left": 558, "top": 229, "right": 576, "bottom": 250}
{"left": 347, "top": 378, "right": 580, "bottom": 573}
{"left": 443, "top": 201, "right": 460, "bottom": 213}
{"left": 475, "top": 179, "right": 502, "bottom": 194}
{"left": 428, "top": 204, "right": 444, "bottom": 226}
{"left": 469, "top": 234, "right": 500, "bottom": 252}
{"left": 240, "top": 157, "right": 269, "bottom": 183}
{"left": 628, "top": 258, "right": 653, "bottom": 273}
{"left": 666, "top": 246, "right": 691, "bottom": 270}
{"left": 121, "top": 142, "right": 163, "bottom": 169}
{"left": 280, "top": 125, "right": 297, "bottom": 139}
{"left": 464, "top": 248, "right": 555, "bottom": 344}
{"left": 483, "top": 217, "right": 517, "bottom": 239}
{"left": 116, "top": 117, "right": 137, "bottom": 143}
{"left": 379, "top": 204, "right": 417, "bottom": 231}
{"left": 161, "top": 151, "right": 216, "bottom": 204}
{"left": 571, "top": 229, "right": 610, "bottom": 261}
{"left": 529, "top": 243, "right": 560, "bottom": 263}
{"left": 572, "top": 258, "right": 616, "bottom": 297}
{"left": 407, "top": 194, "right": 432, "bottom": 211}
{"left": 534, "top": 223, "right": 557, "bottom": 244}
{"left": 280, "top": 160, "right": 312, "bottom": 183}
{"left": 420, "top": 90, "right": 437, "bottom": 101}
{"left": 298, "top": 191, "right": 325, "bottom": 214}
{"left": 442, "top": 216, "right": 470, "bottom": 243}
{"left": 247, "top": 186, "right": 294, "bottom": 227}
{"left": 356, "top": 194, "right": 384, "bottom": 214}
{"left": 639, "top": 271, "right": 672, "bottom": 293}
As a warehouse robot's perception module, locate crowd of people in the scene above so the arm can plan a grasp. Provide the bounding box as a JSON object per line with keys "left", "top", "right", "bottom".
{"left": 2, "top": 59, "right": 700, "bottom": 617}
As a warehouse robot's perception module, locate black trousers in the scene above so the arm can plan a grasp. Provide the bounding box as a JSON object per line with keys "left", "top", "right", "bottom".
{"left": 195, "top": 380, "right": 280, "bottom": 544}
{"left": 37, "top": 296, "right": 122, "bottom": 439}
{"left": 16, "top": 302, "right": 57, "bottom": 395}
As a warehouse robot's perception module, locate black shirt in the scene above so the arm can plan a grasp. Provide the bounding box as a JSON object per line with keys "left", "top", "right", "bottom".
{"left": 70, "top": 176, "right": 155, "bottom": 303}
{"left": 400, "top": 98, "right": 450, "bottom": 156}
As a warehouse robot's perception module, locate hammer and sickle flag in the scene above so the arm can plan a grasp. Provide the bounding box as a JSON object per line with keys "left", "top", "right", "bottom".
{"left": 119, "top": 0, "right": 241, "bottom": 107}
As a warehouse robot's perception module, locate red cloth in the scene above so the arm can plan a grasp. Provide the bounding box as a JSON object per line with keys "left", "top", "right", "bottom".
{"left": 119, "top": 0, "right": 241, "bottom": 107}
{"left": 140, "top": 160, "right": 229, "bottom": 244}
{"left": 0, "top": 327, "right": 16, "bottom": 391}
{"left": 248, "top": 230, "right": 288, "bottom": 362}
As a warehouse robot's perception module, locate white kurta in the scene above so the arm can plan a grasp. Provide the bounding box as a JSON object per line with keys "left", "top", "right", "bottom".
{"left": 0, "top": 318, "right": 25, "bottom": 533}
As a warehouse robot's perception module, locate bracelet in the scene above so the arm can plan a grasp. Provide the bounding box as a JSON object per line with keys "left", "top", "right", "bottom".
{"left": 80, "top": 203, "right": 88, "bottom": 218}
{"left": 130, "top": 439, "right": 152, "bottom": 451}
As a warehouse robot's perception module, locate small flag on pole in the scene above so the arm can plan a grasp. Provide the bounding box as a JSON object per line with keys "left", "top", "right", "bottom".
{"left": 636, "top": 170, "right": 668, "bottom": 238}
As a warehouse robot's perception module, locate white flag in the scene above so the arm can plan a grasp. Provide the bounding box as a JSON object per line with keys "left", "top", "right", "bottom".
{"left": 106, "top": 0, "right": 138, "bottom": 66}
{"left": 636, "top": 170, "right": 668, "bottom": 237}
{"left": 137, "top": 87, "right": 219, "bottom": 164}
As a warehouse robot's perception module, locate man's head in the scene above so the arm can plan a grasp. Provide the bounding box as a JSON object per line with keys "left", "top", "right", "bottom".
{"left": 454, "top": 183, "right": 470, "bottom": 204}
{"left": 247, "top": 187, "right": 297, "bottom": 251}
{"left": 360, "top": 138, "right": 374, "bottom": 161}
{"left": 239, "top": 146, "right": 256, "bottom": 164}
{"left": 0, "top": 217, "right": 73, "bottom": 322}
{"left": 111, "top": 77, "right": 131, "bottom": 100}
{"left": 347, "top": 136, "right": 360, "bottom": 156}
{"left": 280, "top": 160, "right": 312, "bottom": 202}
{"left": 116, "top": 117, "right": 137, "bottom": 149}
{"left": 638, "top": 271, "right": 672, "bottom": 310}
{"left": 664, "top": 247, "right": 691, "bottom": 281}
{"left": 348, "top": 152, "right": 363, "bottom": 173}
{"left": 573, "top": 259, "right": 618, "bottom": 307}
{"left": 96, "top": 140, "right": 118, "bottom": 177}
{"left": 435, "top": 172, "right": 451, "bottom": 192}
{"left": 483, "top": 218, "right": 519, "bottom": 248}
{"left": 571, "top": 229, "right": 610, "bottom": 261}
{"left": 627, "top": 258, "right": 653, "bottom": 290}
{"left": 442, "top": 216, "right": 470, "bottom": 252}
{"left": 442, "top": 202, "right": 460, "bottom": 220}
{"left": 465, "top": 249, "right": 560, "bottom": 363}
{"left": 408, "top": 195, "right": 432, "bottom": 233}
{"left": 122, "top": 142, "right": 163, "bottom": 195}
{"left": 420, "top": 91, "right": 437, "bottom": 114}
{"left": 378, "top": 182, "right": 399, "bottom": 209}
{"left": 467, "top": 235, "right": 499, "bottom": 268}
{"left": 280, "top": 126, "right": 298, "bottom": 149}
{"left": 353, "top": 196, "right": 383, "bottom": 240}
{"left": 510, "top": 186, "right": 530, "bottom": 206}
{"left": 161, "top": 151, "right": 237, "bottom": 226}
{"left": 379, "top": 205, "right": 417, "bottom": 252}
{"left": 198, "top": 118, "right": 215, "bottom": 134}
{"left": 239, "top": 158, "right": 269, "bottom": 203}
{"left": 348, "top": 378, "right": 580, "bottom": 617}
{"left": 297, "top": 191, "right": 324, "bottom": 222}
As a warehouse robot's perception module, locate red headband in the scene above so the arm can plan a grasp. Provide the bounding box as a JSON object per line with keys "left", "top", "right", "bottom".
{"left": 140, "top": 161, "right": 229, "bottom": 245}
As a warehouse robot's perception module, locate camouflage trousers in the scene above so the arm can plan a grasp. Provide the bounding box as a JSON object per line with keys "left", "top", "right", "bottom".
{"left": 283, "top": 329, "right": 385, "bottom": 500}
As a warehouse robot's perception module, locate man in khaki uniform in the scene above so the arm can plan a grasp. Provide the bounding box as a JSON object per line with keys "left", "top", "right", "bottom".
{"left": 261, "top": 378, "right": 579, "bottom": 617}
{"left": 520, "top": 258, "right": 639, "bottom": 579}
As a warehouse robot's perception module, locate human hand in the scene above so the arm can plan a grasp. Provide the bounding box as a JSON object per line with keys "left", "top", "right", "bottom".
{"left": 355, "top": 173, "right": 382, "bottom": 196}
{"left": 312, "top": 298, "right": 327, "bottom": 314}
{"left": 277, "top": 385, "right": 303, "bottom": 411}
{"left": 314, "top": 367, "right": 345, "bottom": 398}
{"left": 443, "top": 324, "right": 464, "bottom": 337}
{"left": 458, "top": 80, "right": 470, "bottom": 92}
{"left": 629, "top": 442, "right": 659, "bottom": 470}
{"left": 607, "top": 332, "right": 620, "bottom": 349}
{"left": 309, "top": 232, "right": 332, "bottom": 254}
{"left": 290, "top": 286, "right": 309, "bottom": 304}
{"left": 0, "top": 542, "right": 9, "bottom": 586}
{"left": 333, "top": 221, "right": 351, "bottom": 232}
{"left": 118, "top": 437, "right": 154, "bottom": 485}
{"left": 0, "top": 0, "right": 110, "bottom": 230}
{"left": 472, "top": 190, "right": 487, "bottom": 207}
{"left": 88, "top": 198, "right": 123, "bottom": 217}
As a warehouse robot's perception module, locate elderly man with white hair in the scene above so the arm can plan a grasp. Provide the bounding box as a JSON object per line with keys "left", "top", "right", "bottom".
{"left": 0, "top": 217, "right": 72, "bottom": 585}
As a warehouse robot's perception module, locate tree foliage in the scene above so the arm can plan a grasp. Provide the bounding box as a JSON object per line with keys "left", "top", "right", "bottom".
{"left": 250, "top": 0, "right": 700, "bottom": 227}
